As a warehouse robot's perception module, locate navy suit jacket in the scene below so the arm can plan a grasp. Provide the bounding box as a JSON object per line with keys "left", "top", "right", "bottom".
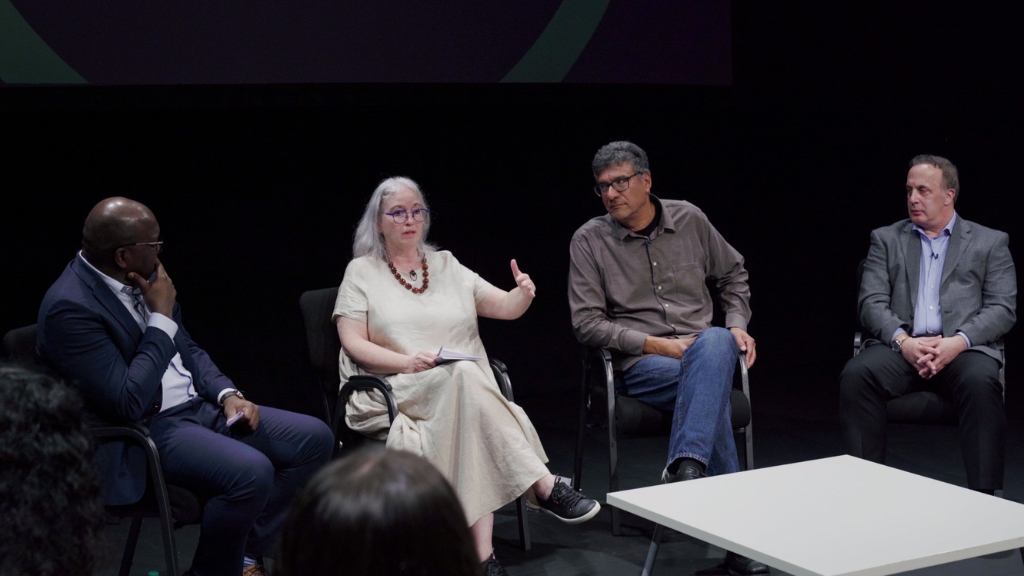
{"left": 37, "top": 257, "right": 233, "bottom": 505}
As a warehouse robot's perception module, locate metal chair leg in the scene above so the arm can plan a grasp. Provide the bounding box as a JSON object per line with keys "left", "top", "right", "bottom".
{"left": 641, "top": 524, "right": 665, "bottom": 576}
{"left": 607, "top": 362, "right": 621, "bottom": 536}
{"left": 573, "top": 354, "right": 590, "bottom": 491}
{"left": 738, "top": 352, "right": 754, "bottom": 471}
{"left": 118, "top": 514, "right": 144, "bottom": 576}
{"left": 158, "top": 510, "right": 179, "bottom": 576}
{"left": 515, "top": 495, "right": 531, "bottom": 551}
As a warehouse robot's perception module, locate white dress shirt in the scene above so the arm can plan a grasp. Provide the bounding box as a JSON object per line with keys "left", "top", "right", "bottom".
{"left": 78, "top": 252, "right": 196, "bottom": 410}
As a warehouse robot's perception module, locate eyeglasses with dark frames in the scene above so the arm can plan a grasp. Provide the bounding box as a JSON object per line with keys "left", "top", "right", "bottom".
{"left": 594, "top": 173, "right": 641, "bottom": 196}
{"left": 384, "top": 208, "right": 430, "bottom": 224}
{"left": 120, "top": 241, "right": 164, "bottom": 254}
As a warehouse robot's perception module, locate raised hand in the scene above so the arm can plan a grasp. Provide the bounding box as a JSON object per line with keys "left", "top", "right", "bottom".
{"left": 126, "top": 261, "right": 176, "bottom": 317}
{"left": 511, "top": 259, "right": 536, "bottom": 299}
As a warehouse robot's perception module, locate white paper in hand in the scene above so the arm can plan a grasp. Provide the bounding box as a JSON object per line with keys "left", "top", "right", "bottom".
{"left": 436, "top": 346, "right": 484, "bottom": 364}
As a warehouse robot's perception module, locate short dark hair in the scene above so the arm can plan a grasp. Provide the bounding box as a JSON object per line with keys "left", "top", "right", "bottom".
{"left": 910, "top": 154, "right": 960, "bottom": 202}
{"left": 593, "top": 141, "right": 650, "bottom": 178}
{"left": 276, "top": 448, "right": 479, "bottom": 576}
{"left": 0, "top": 364, "right": 107, "bottom": 576}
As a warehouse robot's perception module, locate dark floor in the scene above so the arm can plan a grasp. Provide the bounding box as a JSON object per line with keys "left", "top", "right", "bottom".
{"left": 103, "top": 393, "right": 1024, "bottom": 576}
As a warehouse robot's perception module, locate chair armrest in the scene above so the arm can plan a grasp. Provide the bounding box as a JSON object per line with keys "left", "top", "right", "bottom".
{"left": 853, "top": 331, "right": 863, "bottom": 357}
{"left": 333, "top": 376, "right": 399, "bottom": 454}
{"left": 489, "top": 358, "right": 514, "bottom": 402}
{"left": 90, "top": 422, "right": 152, "bottom": 443}
{"left": 88, "top": 422, "right": 175, "bottom": 517}
{"left": 736, "top": 350, "right": 750, "bottom": 399}
{"left": 339, "top": 375, "right": 397, "bottom": 424}
{"left": 584, "top": 346, "right": 616, "bottom": 420}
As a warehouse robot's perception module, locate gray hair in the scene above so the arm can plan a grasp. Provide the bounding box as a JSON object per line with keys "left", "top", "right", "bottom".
{"left": 910, "top": 154, "right": 960, "bottom": 203}
{"left": 352, "top": 176, "right": 435, "bottom": 261}
{"left": 592, "top": 141, "right": 650, "bottom": 178}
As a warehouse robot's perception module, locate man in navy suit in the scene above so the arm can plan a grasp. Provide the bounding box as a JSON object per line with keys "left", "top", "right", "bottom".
{"left": 37, "top": 197, "right": 334, "bottom": 576}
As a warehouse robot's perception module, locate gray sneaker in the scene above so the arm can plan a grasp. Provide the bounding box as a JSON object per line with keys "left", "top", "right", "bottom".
{"left": 528, "top": 482, "right": 601, "bottom": 524}
{"left": 482, "top": 553, "right": 509, "bottom": 576}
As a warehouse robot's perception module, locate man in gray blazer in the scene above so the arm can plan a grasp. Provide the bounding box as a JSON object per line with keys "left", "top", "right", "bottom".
{"left": 840, "top": 155, "right": 1016, "bottom": 493}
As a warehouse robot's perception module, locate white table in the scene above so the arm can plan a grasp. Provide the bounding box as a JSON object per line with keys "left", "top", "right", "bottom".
{"left": 607, "top": 455, "right": 1024, "bottom": 576}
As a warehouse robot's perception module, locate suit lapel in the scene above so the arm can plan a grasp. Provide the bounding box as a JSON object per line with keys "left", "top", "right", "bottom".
{"left": 903, "top": 224, "right": 921, "bottom": 310}
{"left": 71, "top": 259, "right": 144, "bottom": 341}
{"left": 941, "top": 217, "right": 970, "bottom": 287}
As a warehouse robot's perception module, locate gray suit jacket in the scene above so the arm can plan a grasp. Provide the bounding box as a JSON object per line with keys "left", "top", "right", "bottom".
{"left": 859, "top": 216, "right": 1016, "bottom": 362}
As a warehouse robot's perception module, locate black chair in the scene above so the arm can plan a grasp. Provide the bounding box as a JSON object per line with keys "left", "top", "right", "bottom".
{"left": 298, "top": 286, "right": 532, "bottom": 550}
{"left": 851, "top": 258, "right": 1006, "bottom": 424}
{"left": 2, "top": 324, "right": 38, "bottom": 363}
{"left": 572, "top": 345, "right": 753, "bottom": 536}
{"left": 3, "top": 323, "right": 204, "bottom": 576}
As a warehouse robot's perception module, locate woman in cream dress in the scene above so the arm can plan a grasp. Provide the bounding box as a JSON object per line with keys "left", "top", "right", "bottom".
{"left": 333, "top": 177, "right": 599, "bottom": 575}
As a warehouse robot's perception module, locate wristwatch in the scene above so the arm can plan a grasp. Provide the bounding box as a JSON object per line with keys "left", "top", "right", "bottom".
{"left": 220, "top": 389, "right": 245, "bottom": 406}
{"left": 891, "top": 334, "right": 910, "bottom": 353}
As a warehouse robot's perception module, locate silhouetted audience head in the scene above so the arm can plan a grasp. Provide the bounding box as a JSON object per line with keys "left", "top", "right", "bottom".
{"left": 277, "top": 448, "right": 479, "bottom": 576}
{"left": 0, "top": 364, "right": 106, "bottom": 576}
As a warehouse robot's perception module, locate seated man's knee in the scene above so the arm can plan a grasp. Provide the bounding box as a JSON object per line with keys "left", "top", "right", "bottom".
{"left": 316, "top": 419, "right": 334, "bottom": 447}
{"left": 229, "top": 454, "right": 276, "bottom": 501}
{"left": 957, "top": 369, "right": 1002, "bottom": 401}
{"left": 946, "top": 352, "right": 1001, "bottom": 401}
{"left": 698, "top": 327, "right": 738, "bottom": 354}
{"left": 839, "top": 357, "right": 866, "bottom": 389}
{"left": 311, "top": 419, "right": 336, "bottom": 460}
{"left": 839, "top": 354, "right": 882, "bottom": 405}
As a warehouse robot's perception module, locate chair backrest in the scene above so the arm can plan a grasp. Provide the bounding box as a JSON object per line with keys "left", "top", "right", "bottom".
{"left": 299, "top": 287, "right": 342, "bottom": 424}
{"left": 3, "top": 324, "right": 38, "bottom": 363}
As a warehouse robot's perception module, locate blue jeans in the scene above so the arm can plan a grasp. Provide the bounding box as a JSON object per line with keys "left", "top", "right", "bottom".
{"left": 617, "top": 327, "right": 740, "bottom": 476}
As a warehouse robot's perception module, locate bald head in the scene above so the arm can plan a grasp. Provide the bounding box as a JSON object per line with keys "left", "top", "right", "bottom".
{"left": 81, "top": 197, "right": 160, "bottom": 273}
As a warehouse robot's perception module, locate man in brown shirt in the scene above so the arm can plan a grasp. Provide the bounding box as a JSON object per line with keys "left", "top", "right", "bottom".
{"left": 569, "top": 140, "right": 765, "bottom": 574}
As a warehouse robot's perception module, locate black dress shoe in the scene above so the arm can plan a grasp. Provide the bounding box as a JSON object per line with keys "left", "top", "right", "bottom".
{"left": 664, "top": 463, "right": 706, "bottom": 483}
{"left": 725, "top": 551, "right": 770, "bottom": 575}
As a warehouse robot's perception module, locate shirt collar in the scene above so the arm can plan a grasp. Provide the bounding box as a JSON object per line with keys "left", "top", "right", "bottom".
{"left": 912, "top": 212, "right": 957, "bottom": 239}
{"left": 78, "top": 251, "right": 138, "bottom": 298}
{"left": 611, "top": 195, "right": 675, "bottom": 240}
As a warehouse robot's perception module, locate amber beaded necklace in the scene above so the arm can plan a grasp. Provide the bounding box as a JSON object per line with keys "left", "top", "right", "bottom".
{"left": 387, "top": 255, "right": 429, "bottom": 294}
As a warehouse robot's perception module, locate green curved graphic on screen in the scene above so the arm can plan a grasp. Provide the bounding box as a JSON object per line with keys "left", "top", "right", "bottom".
{"left": 0, "top": 0, "right": 86, "bottom": 84}
{"left": 502, "top": 0, "right": 610, "bottom": 83}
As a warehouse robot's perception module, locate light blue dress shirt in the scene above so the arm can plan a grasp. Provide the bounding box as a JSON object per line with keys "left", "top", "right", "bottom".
{"left": 891, "top": 214, "right": 972, "bottom": 347}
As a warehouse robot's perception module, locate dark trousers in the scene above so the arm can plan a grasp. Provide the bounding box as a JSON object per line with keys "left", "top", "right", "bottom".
{"left": 839, "top": 343, "right": 1004, "bottom": 491}
{"left": 149, "top": 399, "right": 334, "bottom": 576}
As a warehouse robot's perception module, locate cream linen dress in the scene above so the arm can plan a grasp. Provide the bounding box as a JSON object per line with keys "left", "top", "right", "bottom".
{"left": 333, "top": 250, "right": 549, "bottom": 524}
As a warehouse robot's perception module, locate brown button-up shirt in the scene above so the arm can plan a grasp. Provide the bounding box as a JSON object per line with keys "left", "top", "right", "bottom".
{"left": 569, "top": 196, "right": 751, "bottom": 370}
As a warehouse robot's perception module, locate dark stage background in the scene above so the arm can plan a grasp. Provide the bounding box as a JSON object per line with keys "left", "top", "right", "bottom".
{"left": 2, "top": 3, "right": 1022, "bottom": 424}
